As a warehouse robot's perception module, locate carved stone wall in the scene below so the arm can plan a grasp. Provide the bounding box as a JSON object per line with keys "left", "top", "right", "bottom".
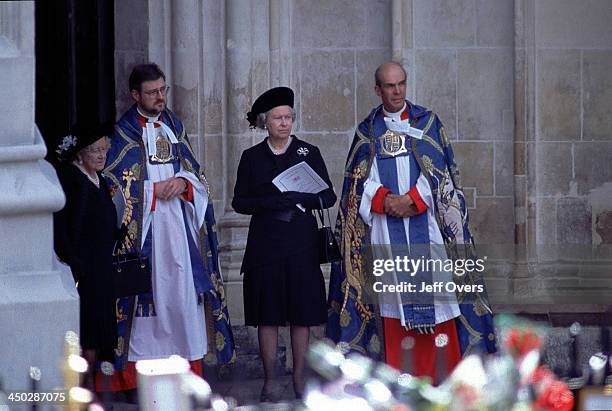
{"left": 109, "top": 0, "right": 612, "bottom": 323}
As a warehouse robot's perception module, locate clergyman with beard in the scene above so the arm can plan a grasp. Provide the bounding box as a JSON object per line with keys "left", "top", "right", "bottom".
{"left": 102, "top": 63, "right": 235, "bottom": 393}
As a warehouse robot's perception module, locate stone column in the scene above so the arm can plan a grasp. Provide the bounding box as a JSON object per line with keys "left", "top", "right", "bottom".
{"left": 0, "top": 1, "right": 78, "bottom": 391}
{"left": 391, "top": 0, "right": 411, "bottom": 63}
{"left": 170, "top": 0, "right": 200, "bottom": 142}
{"left": 269, "top": 0, "right": 292, "bottom": 86}
{"left": 218, "top": 0, "right": 270, "bottom": 324}
{"left": 148, "top": 0, "right": 172, "bottom": 93}
{"left": 201, "top": 0, "right": 227, "bottom": 213}
{"left": 391, "top": 0, "right": 414, "bottom": 99}
{"left": 513, "top": 0, "right": 535, "bottom": 286}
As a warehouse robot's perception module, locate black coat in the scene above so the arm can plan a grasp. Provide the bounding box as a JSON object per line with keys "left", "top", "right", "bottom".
{"left": 232, "top": 136, "right": 337, "bottom": 270}
{"left": 53, "top": 164, "right": 118, "bottom": 356}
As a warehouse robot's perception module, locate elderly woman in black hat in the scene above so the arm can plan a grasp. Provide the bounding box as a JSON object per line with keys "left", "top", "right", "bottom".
{"left": 53, "top": 122, "right": 119, "bottom": 389}
{"left": 233, "top": 87, "right": 337, "bottom": 400}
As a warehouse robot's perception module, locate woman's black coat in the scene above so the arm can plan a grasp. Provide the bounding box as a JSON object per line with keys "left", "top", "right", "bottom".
{"left": 232, "top": 136, "right": 337, "bottom": 271}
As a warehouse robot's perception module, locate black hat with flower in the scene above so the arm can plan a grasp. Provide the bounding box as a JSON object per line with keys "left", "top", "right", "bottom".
{"left": 55, "top": 121, "right": 114, "bottom": 162}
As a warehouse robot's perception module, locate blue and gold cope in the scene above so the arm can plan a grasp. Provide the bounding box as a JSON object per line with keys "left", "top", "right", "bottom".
{"left": 325, "top": 101, "right": 496, "bottom": 360}
{"left": 103, "top": 104, "right": 235, "bottom": 370}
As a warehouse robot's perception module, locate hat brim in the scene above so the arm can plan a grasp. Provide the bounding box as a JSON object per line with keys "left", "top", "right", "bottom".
{"left": 56, "top": 121, "right": 114, "bottom": 161}
{"left": 247, "top": 87, "right": 294, "bottom": 127}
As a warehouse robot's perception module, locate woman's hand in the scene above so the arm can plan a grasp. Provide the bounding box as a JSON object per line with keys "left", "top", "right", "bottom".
{"left": 282, "top": 191, "right": 318, "bottom": 208}
{"left": 281, "top": 191, "right": 304, "bottom": 204}
{"left": 266, "top": 191, "right": 301, "bottom": 210}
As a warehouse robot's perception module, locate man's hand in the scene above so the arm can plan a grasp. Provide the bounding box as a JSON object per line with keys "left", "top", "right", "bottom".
{"left": 155, "top": 177, "right": 187, "bottom": 201}
{"left": 384, "top": 194, "right": 419, "bottom": 218}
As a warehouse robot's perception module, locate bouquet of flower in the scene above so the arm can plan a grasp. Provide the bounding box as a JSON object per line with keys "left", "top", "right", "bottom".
{"left": 529, "top": 366, "right": 574, "bottom": 411}
{"left": 301, "top": 315, "right": 574, "bottom": 411}
{"left": 496, "top": 315, "right": 574, "bottom": 411}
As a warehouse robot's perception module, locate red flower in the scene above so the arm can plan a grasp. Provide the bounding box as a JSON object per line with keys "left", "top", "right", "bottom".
{"left": 505, "top": 328, "right": 544, "bottom": 357}
{"left": 535, "top": 380, "right": 574, "bottom": 411}
{"left": 453, "top": 383, "right": 480, "bottom": 408}
{"left": 530, "top": 365, "right": 554, "bottom": 385}
{"left": 506, "top": 329, "right": 521, "bottom": 353}
{"left": 519, "top": 331, "right": 543, "bottom": 356}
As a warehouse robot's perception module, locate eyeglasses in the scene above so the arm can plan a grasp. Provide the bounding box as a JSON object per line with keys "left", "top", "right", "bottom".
{"left": 142, "top": 86, "right": 170, "bottom": 97}
{"left": 83, "top": 146, "right": 110, "bottom": 155}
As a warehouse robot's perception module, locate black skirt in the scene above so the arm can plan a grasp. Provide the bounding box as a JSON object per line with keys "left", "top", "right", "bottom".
{"left": 78, "top": 276, "right": 118, "bottom": 360}
{"left": 243, "top": 247, "right": 327, "bottom": 327}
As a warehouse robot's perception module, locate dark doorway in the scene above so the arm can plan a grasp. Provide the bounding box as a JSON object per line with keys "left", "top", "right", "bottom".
{"left": 35, "top": 0, "right": 115, "bottom": 165}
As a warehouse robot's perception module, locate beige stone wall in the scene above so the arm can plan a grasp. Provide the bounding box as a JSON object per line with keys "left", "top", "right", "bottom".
{"left": 511, "top": 0, "right": 612, "bottom": 308}
{"left": 111, "top": 0, "right": 612, "bottom": 321}
{"left": 409, "top": 0, "right": 515, "bottom": 246}
{"left": 531, "top": 0, "right": 612, "bottom": 245}
{"left": 290, "top": 0, "right": 392, "bottom": 216}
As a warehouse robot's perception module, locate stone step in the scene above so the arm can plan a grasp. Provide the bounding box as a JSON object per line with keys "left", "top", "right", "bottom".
{"left": 542, "top": 325, "right": 611, "bottom": 378}
{"left": 208, "top": 321, "right": 610, "bottom": 382}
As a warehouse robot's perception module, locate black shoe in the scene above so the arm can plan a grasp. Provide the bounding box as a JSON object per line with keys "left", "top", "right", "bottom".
{"left": 260, "top": 388, "right": 273, "bottom": 403}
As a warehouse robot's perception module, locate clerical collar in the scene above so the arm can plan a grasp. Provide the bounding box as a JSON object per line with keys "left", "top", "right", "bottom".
{"left": 137, "top": 107, "right": 161, "bottom": 124}
{"left": 383, "top": 102, "right": 408, "bottom": 121}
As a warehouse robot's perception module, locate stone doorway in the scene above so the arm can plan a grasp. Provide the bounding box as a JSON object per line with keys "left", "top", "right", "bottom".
{"left": 34, "top": 0, "right": 115, "bottom": 165}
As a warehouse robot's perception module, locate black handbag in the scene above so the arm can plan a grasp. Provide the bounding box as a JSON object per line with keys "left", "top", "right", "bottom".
{"left": 315, "top": 197, "right": 341, "bottom": 264}
{"left": 112, "top": 241, "right": 152, "bottom": 298}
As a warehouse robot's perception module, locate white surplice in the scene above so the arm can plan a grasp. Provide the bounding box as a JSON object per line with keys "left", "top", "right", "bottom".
{"left": 358, "top": 105, "right": 460, "bottom": 327}
{"left": 128, "top": 121, "right": 208, "bottom": 361}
